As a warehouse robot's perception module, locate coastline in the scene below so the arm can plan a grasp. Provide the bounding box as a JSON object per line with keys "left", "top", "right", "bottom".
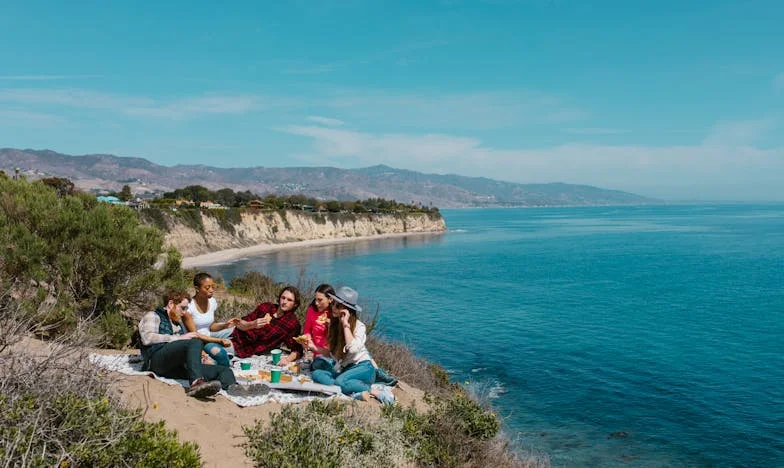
{"left": 181, "top": 231, "right": 445, "bottom": 268}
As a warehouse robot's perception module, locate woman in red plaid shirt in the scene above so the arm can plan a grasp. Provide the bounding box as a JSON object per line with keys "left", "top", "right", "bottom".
{"left": 230, "top": 285, "right": 304, "bottom": 363}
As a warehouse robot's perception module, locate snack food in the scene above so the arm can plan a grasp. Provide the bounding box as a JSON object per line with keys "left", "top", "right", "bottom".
{"left": 280, "top": 374, "right": 293, "bottom": 383}
{"left": 259, "top": 370, "right": 271, "bottom": 381}
{"left": 298, "top": 376, "right": 312, "bottom": 384}
{"left": 263, "top": 313, "right": 272, "bottom": 323}
{"left": 294, "top": 335, "right": 310, "bottom": 345}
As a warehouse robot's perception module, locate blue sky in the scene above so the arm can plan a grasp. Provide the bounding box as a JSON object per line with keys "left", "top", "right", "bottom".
{"left": 1, "top": 0, "right": 782, "bottom": 200}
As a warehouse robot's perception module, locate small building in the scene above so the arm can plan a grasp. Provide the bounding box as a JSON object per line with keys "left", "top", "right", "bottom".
{"left": 199, "top": 201, "right": 223, "bottom": 209}
{"left": 247, "top": 200, "right": 264, "bottom": 209}
{"left": 97, "top": 196, "right": 124, "bottom": 205}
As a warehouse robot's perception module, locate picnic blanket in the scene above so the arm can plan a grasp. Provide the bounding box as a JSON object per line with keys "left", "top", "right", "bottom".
{"left": 88, "top": 353, "right": 346, "bottom": 407}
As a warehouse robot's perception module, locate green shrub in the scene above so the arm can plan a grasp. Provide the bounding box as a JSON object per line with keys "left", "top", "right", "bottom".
{"left": 94, "top": 309, "right": 133, "bottom": 348}
{"left": 0, "top": 390, "right": 201, "bottom": 467}
{"left": 174, "top": 208, "right": 204, "bottom": 233}
{"left": 139, "top": 207, "right": 169, "bottom": 231}
{"left": 381, "top": 393, "right": 500, "bottom": 467}
{"left": 0, "top": 178, "right": 185, "bottom": 340}
{"left": 242, "top": 401, "right": 409, "bottom": 468}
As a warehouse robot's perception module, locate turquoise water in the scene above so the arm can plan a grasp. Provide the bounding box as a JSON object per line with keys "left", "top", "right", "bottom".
{"left": 207, "top": 205, "right": 784, "bottom": 466}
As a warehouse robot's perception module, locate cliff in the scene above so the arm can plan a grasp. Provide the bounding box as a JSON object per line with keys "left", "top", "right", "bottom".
{"left": 144, "top": 209, "right": 447, "bottom": 257}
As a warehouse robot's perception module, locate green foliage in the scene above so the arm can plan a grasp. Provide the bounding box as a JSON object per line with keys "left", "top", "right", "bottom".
{"left": 139, "top": 207, "right": 170, "bottom": 231}
{"left": 40, "top": 176, "right": 76, "bottom": 196}
{"left": 118, "top": 184, "right": 133, "bottom": 202}
{"left": 242, "top": 401, "right": 408, "bottom": 468}
{"left": 0, "top": 391, "right": 201, "bottom": 467}
{"left": 94, "top": 310, "right": 133, "bottom": 348}
{"left": 0, "top": 178, "right": 185, "bottom": 341}
{"left": 156, "top": 184, "right": 441, "bottom": 213}
{"left": 228, "top": 271, "right": 281, "bottom": 301}
{"left": 174, "top": 208, "right": 205, "bottom": 233}
{"left": 202, "top": 207, "right": 244, "bottom": 234}
{"left": 381, "top": 393, "right": 500, "bottom": 467}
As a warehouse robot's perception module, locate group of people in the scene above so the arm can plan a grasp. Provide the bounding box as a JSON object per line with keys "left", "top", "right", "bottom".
{"left": 137, "top": 273, "right": 396, "bottom": 404}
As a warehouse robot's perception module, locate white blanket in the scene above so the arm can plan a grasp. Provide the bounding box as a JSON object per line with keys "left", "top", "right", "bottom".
{"left": 88, "top": 353, "right": 346, "bottom": 407}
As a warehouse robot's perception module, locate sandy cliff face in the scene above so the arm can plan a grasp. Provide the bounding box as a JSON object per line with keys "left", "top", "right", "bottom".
{"left": 163, "top": 211, "right": 446, "bottom": 257}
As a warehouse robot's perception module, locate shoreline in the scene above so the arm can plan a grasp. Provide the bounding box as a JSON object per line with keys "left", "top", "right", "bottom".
{"left": 181, "top": 230, "right": 445, "bottom": 268}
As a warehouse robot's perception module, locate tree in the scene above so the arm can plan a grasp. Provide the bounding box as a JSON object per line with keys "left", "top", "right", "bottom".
{"left": 0, "top": 178, "right": 186, "bottom": 336}
{"left": 40, "top": 177, "right": 76, "bottom": 197}
{"left": 118, "top": 184, "right": 133, "bottom": 202}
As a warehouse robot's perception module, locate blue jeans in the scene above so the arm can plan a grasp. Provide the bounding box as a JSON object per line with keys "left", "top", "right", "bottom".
{"left": 312, "top": 360, "right": 375, "bottom": 395}
{"left": 311, "top": 356, "right": 335, "bottom": 372}
{"left": 203, "top": 343, "right": 230, "bottom": 367}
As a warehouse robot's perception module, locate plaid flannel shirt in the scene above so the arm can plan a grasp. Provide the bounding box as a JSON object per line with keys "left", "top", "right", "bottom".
{"left": 230, "top": 302, "right": 303, "bottom": 358}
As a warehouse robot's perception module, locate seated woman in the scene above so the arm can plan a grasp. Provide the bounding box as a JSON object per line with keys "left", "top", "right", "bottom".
{"left": 310, "top": 286, "right": 394, "bottom": 404}
{"left": 304, "top": 284, "right": 398, "bottom": 386}
{"left": 181, "top": 272, "right": 239, "bottom": 367}
{"left": 230, "top": 285, "right": 304, "bottom": 364}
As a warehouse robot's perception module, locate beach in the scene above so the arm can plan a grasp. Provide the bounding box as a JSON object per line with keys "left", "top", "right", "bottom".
{"left": 181, "top": 231, "right": 445, "bottom": 268}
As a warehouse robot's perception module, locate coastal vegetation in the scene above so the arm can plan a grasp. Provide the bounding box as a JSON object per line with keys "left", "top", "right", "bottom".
{"left": 0, "top": 176, "right": 539, "bottom": 466}
{"left": 155, "top": 184, "right": 440, "bottom": 214}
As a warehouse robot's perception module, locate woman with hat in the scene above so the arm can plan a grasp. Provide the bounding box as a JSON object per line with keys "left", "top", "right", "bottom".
{"left": 310, "top": 286, "right": 394, "bottom": 405}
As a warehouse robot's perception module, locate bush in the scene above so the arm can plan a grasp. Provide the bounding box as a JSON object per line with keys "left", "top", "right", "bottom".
{"left": 242, "top": 401, "right": 410, "bottom": 468}
{"left": 0, "top": 299, "right": 201, "bottom": 467}
{"left": 0, "top": 178, "right": 186, "bottom": 342}
{"left": 139, "top": 207, "right": 169, "bottom": 231}
{"left": 174, "top": 208, "right": 205, "bottom": 233}
{"left": 94, "top": 309, "right": 133, "bottom": 348}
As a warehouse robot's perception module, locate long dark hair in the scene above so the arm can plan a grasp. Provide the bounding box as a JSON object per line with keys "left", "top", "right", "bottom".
{"left": 327, "top": 301, "right": 358, "bottom": 360}
{"left": 310, "top": 283, "right": 335, "bottom": 309}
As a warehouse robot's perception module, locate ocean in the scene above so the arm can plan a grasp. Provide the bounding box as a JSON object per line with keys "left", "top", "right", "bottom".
{"left": 205, "top": 204, "right": 784, "bottom": 467}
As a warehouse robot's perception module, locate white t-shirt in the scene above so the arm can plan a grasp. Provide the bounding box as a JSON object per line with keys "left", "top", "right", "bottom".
{"left": 187, "top": 297, "right": 218, "bottom": 335}
{"left": 337, "top": 320, "right": 373, "bottom": 371}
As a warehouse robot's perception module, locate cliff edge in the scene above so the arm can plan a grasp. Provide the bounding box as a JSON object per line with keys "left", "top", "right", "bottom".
{"left": 143, "top": 209, "right": 447, "bottom": 258}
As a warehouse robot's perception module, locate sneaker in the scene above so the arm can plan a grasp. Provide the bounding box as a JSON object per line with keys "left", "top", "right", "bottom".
{"left": 351, "top": 391, "right": 372, "bottom": 402}
{"left": 374, "top": 367, "right": 398, "bottom": 387}
{"left": 186, "top": 379, "right": 222, "bottom": 398}
{"left": 227, "top": 383, "right": 270, "bottom": 398}
{"left": 375, "top": 387, "right": 395, "bottom": 406}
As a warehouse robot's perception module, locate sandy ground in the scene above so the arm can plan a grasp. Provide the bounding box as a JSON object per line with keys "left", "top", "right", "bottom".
{"left": 181, "top": 231, "right": 444, "bottom": 268}
{"left": 108, "top": 367, "right": 425, "bottom": 467}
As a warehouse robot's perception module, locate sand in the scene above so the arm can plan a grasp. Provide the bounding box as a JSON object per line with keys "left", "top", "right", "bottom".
{"left": 181, "top": 231, "right": 443, "bottom": 268}
{"left": 109, "top": 369, "right": 423, "bottom": 467}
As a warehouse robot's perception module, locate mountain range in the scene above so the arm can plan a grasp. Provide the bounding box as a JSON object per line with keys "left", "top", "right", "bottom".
{"left": 1, "top": 148, "right": 657, "bottom": 207}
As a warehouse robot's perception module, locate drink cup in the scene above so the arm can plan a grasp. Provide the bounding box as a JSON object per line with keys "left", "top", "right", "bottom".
{"left": 270, "top": 366, "right": 282, "bottom": 383}
{"left": 240, "top": 360, "right": 251, "bottom": 371}
{"left": 271, "top": 349, "right": 282, "bottom": 365}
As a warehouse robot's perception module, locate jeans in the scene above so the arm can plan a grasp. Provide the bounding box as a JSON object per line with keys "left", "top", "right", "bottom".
{"left": 312, "top": 359, "right": 375, "bottom": 395}
{"left": 203, "top": 343, "right": 231, "bottom": 367}
{"left": 149, "top": 338, "right": 236, "bottom": 390}
{"left": 311, "top": 356, "right": 335, "bottom": 372}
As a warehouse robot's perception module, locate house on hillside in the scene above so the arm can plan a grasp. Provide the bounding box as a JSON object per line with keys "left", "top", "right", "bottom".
{"left": 199, "top": 201, "right": 223, "bottom": 209}
{"left": 96, "top": 196, "right": 124, "bottom": 205}
{"left": 247, "top": 200, "right": 264, "bottom": 209}
{"left": 126, "top": 198, "right": 150, "bottom": 210}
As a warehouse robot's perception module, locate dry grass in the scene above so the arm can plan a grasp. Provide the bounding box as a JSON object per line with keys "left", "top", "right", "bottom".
{"left": 0, "top": 291, "right": 201, "bottom": 467}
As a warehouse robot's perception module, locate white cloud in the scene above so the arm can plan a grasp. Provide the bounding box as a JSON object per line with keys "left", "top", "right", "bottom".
{"left": 0, "top": 109, "right": 64, "bottom": 126}
{"left": 0, "top": 75, "right": 103, "bottom": 81}
{"left": 278, "top": 121, "right": 784, "bottom": 200}
{"left": 320, "top": 90, "right": 584, "bottom": 130}
{"left": 563, "top": 127, "right": 628, "bottom": 135}
{"left": 306, "top": 115, "right": 345, "bottom": 126}
{"left": 0, "top": 88, "right": 270, "bottom": 120}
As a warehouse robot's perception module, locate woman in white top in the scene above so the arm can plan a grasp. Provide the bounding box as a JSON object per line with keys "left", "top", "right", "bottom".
{"left": 182, "top": 272, "right": 239, "bottom": 367}
{"left": 310, "top": 286, "right": 394, "bottom": 404}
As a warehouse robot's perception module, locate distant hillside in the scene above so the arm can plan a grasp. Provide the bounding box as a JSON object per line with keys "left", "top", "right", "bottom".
{"left": 0, "top": 148, "right": 657, "bottom": 207}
